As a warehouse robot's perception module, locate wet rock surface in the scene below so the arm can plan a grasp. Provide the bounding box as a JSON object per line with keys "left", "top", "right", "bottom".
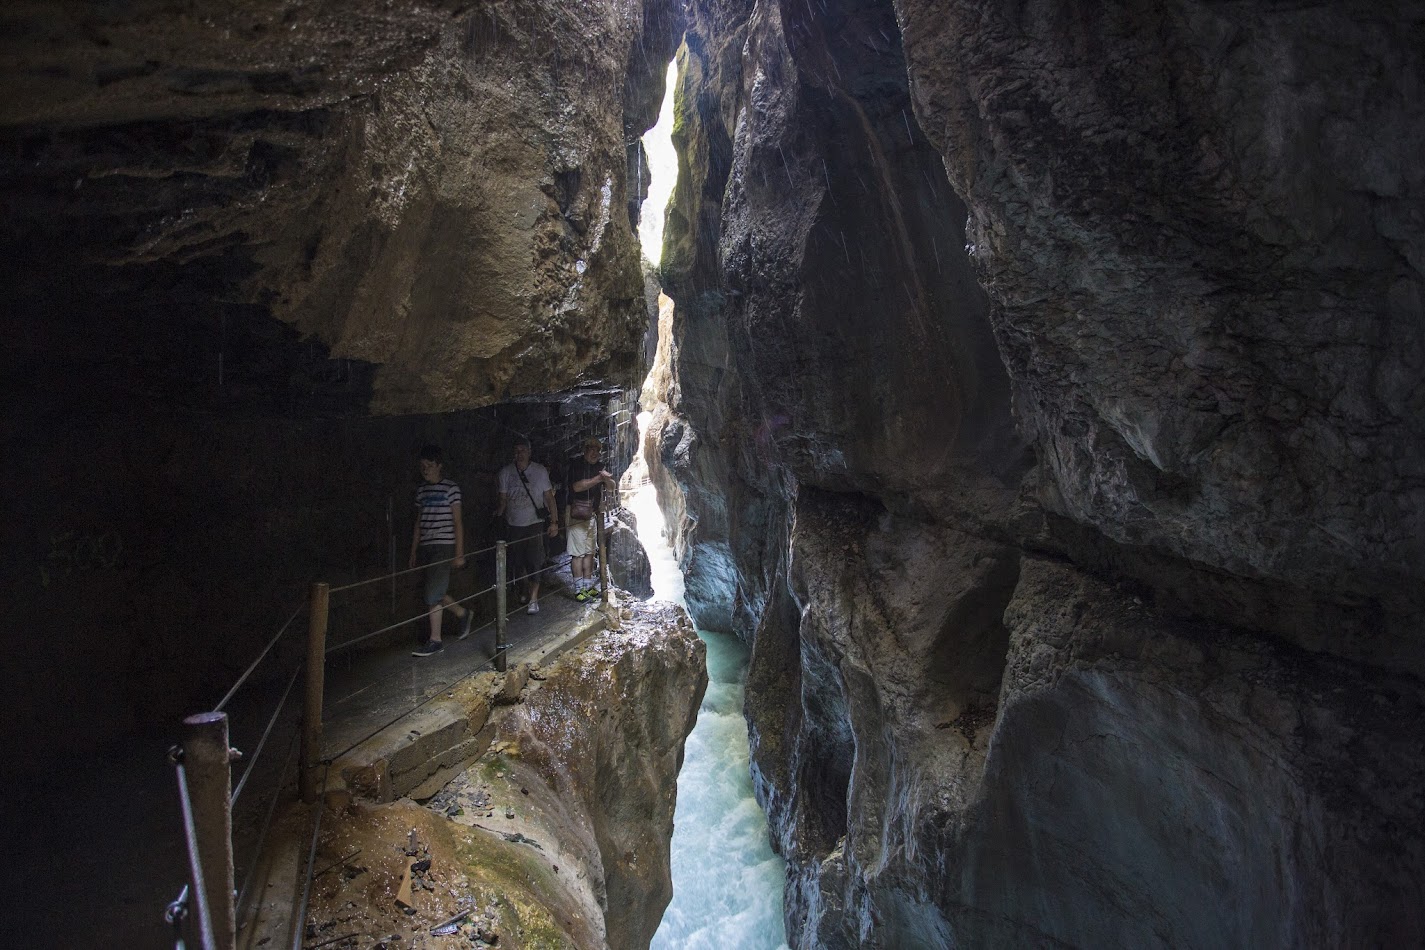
{"left": 652, "top": 0, "right": 1425, "bottom": 946}
{"left": 307, "top": 602, "right": 707, "bottom": 950}
{"left": 606, "top": 507, "right": 655, "bottom": 599}
{"left": 771, "top": 493, "right": 1425, "bottom": 948}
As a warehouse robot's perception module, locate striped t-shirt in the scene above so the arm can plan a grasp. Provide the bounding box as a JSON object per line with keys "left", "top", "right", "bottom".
{"left": 415, "top": 479, "right": 462, "bottom": 546}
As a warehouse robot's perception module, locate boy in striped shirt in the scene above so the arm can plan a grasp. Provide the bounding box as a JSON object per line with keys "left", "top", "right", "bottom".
{"left": 410, "top": 445, "right": 472, "bottom": 656}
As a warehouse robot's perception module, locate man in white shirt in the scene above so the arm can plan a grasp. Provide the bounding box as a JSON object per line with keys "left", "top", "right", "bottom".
{"left": 494, "top": 436, "right": 558, "bottom": 613}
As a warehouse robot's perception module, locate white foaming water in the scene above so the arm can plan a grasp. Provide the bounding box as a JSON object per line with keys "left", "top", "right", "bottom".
{"left": 626, "top": 459, "right": 789, "bottom": 950}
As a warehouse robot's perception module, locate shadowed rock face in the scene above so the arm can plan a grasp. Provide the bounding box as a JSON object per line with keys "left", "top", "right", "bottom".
{"left": 653, "top": 0, "right": 1425, "bottom": 946}
{"left": 899, "top": 0, "right": 1425, "bottom": 642}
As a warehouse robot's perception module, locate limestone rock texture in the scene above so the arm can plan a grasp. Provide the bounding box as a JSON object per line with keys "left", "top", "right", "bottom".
{"left": 651, "top": 0, "right": 1425, "bottom": 946}
{"left": 307, "top": 605, "right": 708, "bottom": 950}
{"left": 899, "top": 0, "right": 1425, "bottom": 659}
{"left": 607, "top": 507, "right": 656, "bottom": 599}
{"left": 1, "top": 0, "right": 683, "bottom": 413}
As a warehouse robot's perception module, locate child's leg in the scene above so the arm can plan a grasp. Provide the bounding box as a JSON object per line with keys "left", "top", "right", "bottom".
{"left": 422, "top": 546, "right": 455, "bottom": 642}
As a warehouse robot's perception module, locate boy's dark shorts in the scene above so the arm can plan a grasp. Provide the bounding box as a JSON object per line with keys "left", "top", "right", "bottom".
{"left": 507, "top": 522, "right": 545, "bottom": 582}
{"left": 419, "top": 543, "right": 456, "bottom": 605}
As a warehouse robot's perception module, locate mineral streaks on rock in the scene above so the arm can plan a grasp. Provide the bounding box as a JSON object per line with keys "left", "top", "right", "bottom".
{"left": 967, "top": 559, "right": 1425, "bottom": 948}
{"left": 895, "top": 0, "right": 1425, "bottom": 607}
{"left": 762, "top": 489, "right": 1019, "bottom": 947}
{"left": 0, "top": 0, "right": 686, "bottom": 414}
{"left": 657, "top": 0, "right": 1016, "bottom": 630}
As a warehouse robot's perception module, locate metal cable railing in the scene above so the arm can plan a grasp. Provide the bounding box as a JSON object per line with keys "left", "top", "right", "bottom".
{"left": 325, "top": 630, "right": 514, "bottom": 763}
{"left": 291, "top": 764, "right": 330, "bottom": 950}
{"left": 215, "top": 602, "right": 305, "bottom": 713}
{"left": 231, "top": 666, "right": 301, "bottom": 806}
{"left": 171, "top": 752, "right": 218, "bottom": 950}
{"left": 166, "top": 515, "right": 619, "bottom": 949}
{"left": 327, "top": 542, "right": 500, "bottom": 594}
{"left": 234, "top": 725, "right": 301, "bottom": 936}
{"left": 323, "top": 582, "right": 498, "bottom": 656}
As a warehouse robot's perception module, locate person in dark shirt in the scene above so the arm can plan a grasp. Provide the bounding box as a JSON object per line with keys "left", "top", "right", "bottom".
{"left": 567, "top": 437, "right": 616, "bottom": 602}
{"left": 409, "top": 444, "right": 472, "bottom": 657}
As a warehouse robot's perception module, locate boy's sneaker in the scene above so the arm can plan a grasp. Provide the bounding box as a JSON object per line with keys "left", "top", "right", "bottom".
{"left": 574, "top": 588, "right": 589, "bottom": 603}
{"left": 526, "top": 601, "right": 540, "bottom": 615}
{"left": 457, "top": 610, "right": 474, "bottom": 640}
{"left": 412, "top": 639, "right": 444, "bottom": 657}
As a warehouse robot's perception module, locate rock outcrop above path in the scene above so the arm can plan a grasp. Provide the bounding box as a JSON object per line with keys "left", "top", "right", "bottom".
{"left": 651, "top": 0, "right": 1425, "bottom": 946}
{"left": 1, "top": 0, "right": 683, "bottom": 413}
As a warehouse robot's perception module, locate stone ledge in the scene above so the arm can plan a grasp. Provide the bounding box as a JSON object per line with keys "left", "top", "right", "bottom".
{"left": 329, "top": 603, "right": 610, "bottom": 804}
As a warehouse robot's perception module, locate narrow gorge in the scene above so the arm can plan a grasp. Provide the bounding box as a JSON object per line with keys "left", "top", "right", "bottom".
{"left": 3, "top": 0, "right": 1422, "bottom": 947}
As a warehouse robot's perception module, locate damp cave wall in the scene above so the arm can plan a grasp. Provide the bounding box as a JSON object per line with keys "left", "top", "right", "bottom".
{"left": 650, "top": 0, "right": 1425, "bottom": 947}
{"left": 0, "top": 0, "right": 681, "bottom": 773}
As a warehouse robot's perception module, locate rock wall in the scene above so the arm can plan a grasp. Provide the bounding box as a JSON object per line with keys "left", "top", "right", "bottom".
{"left": 899, "top": 0, "right": 1425, "bottom": 664}
{"left": 0, "top": 0, "right": 676, "bottom": 768}
{"left": 652, "top": 0, "right": 1425, "bottom": 945}
{"left": 307, "top": 604, "right": 708, "bottom": 950}
{"left": 2, "top": 0, "right": 684, "bottom": 413}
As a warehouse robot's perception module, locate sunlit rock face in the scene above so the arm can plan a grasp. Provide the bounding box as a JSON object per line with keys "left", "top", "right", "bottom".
{"left": 308, "top": 605, "right": 707, "bottom": 950}
{"left": 1, "top": 0, "right": 682, "bottom": 413}
{"left": 482, "top": 607, "right": 707, "bottom": 950}
{"left": 653, "top": 0, "right": 1425, "bottom": 945}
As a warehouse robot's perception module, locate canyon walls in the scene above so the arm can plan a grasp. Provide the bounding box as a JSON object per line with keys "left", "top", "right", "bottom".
{"left": 652, "top": 0, "right": 1425, "bottom": 945}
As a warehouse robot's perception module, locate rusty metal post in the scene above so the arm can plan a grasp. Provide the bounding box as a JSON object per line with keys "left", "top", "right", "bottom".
{"left": 494, "top": 541, "right": 508, "bottom": 673}
{"left": 182, "top": 711, "right": 237, "bottom": 950}
{"left": 300, "top": 581, "right": 329, "bottom": 803}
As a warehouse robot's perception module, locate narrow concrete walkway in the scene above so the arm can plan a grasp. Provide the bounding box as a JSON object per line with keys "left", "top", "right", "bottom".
{"left": 239, "top": 565, "right": 619, "bottom": 948}
{"left": 320, "top": 570, "right": 608, "bottom": 765}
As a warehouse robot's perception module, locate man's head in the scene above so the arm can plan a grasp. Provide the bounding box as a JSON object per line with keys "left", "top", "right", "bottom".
{"left": 513, "top": 437, "right": 532, "bottom": 468}
{"left": 581, "top": 437, "right": 602, "bottom": 461}
{"left": 418, "top": 444, "right": 444, "bottom": 483}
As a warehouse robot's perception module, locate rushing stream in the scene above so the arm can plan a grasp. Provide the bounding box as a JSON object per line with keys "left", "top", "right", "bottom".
{"left": 625, "top": 441, "right": 789, "bottom": 950}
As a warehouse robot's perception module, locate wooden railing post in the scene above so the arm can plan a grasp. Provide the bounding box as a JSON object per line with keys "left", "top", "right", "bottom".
{"left": 300, "top": 581, "right": 329, "bottom": 803}
{"left": 182, "top": 711, "right": 237, "bottom": 950}
{"left": 495, "top": 541, "right": 508, "bottom": 673}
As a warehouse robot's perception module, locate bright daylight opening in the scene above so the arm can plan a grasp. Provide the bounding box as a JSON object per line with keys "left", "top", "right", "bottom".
{"left": 639, "top": 59, "right": 680, "bottom": 265}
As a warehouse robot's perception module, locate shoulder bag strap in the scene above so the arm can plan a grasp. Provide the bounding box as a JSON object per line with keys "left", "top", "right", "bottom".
{"left": 518, "top": 467, "right": 544, "bottom": 515}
